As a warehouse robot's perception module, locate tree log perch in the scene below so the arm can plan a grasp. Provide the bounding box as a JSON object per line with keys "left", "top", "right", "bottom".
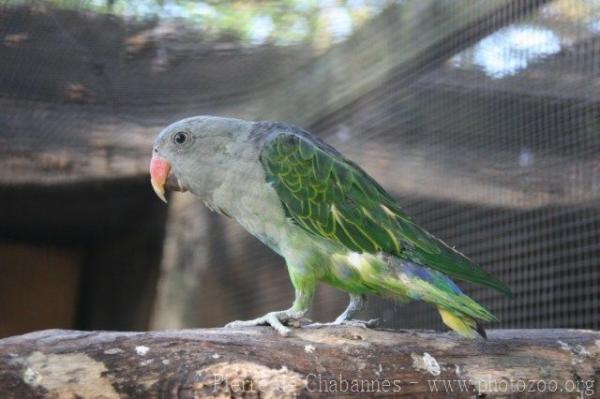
{"left": 0, "top": 328, "right": 598, "bottom": 398}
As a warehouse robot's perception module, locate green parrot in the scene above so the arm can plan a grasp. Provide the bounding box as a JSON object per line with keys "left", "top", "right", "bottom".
{"left": 150, "top": 116, "right": 510, "bottom": 338}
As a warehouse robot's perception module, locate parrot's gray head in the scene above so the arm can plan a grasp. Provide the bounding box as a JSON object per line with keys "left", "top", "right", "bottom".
{"left": 150, "top": 115, "right": 254, "bottom": 202}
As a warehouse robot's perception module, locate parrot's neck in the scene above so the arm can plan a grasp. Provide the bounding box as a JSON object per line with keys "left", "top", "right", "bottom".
{"left": 192, "top": 141, "right": 291, "bottom": 254}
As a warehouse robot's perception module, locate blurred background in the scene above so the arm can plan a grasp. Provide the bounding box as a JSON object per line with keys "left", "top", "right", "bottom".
{"left": 0, "top": 0, "right": 599, "bottom": 339}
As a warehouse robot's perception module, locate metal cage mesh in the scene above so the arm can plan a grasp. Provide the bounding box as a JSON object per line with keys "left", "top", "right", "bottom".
{"left": 1, "top": 0, "right": 599, "bottom": 333}
{"left": 310, "top": 0, "right": 600, "bottom": 330}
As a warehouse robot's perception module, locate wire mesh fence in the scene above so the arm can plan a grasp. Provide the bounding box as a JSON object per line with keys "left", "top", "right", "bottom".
{"left": 0, "top": 0, "right": 599, "bottom": 335}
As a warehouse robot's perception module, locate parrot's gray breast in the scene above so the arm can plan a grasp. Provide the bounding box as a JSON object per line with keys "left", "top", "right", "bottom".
{"left": 207, "top": 135, "right": 291, "bottom": 255}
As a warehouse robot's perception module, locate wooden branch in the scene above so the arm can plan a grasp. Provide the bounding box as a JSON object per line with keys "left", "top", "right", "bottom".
{"left": 0, "top": 328, "right": 597, "bottom": 398}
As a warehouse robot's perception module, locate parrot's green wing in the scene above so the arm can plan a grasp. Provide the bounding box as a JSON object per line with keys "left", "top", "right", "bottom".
{"left": 260, "top": 129, "right": 511, "bottom": 296}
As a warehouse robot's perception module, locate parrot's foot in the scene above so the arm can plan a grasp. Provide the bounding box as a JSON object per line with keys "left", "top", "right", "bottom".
{"left": 224, "top": 309, "right": 306, "bottom": 336}
{"left": 305, "top": 318, "right": 379, "bottom": 329}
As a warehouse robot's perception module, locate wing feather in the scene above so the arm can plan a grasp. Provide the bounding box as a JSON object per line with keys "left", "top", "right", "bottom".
{"left": 260, "top": 129, "right": 511, "bottom": 295}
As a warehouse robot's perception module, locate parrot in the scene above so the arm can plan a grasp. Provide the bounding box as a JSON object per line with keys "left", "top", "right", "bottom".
{"left": 149, "top": 116, "right": 511, "bottom": 339}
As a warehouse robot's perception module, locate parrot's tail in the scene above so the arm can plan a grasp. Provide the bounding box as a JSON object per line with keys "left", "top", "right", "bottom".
{"left": 415, "top": 280, "right": 495, "bottom": 339}
{"left": 382, "top": 258, "right": 496, "bottom": 339}
{"left": 341, "top": 253, "right": 495, "bottom": 338}
{"left": 437, "top": 307, "right": 488, "bottom": 339}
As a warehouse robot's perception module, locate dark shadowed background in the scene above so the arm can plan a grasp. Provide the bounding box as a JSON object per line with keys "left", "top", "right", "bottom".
{"left": 0, "top": 0, "right": 599, "bottom": 338}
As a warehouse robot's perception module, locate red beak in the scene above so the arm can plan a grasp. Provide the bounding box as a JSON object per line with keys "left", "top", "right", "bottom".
{"left": 150, "top": 155, "right": 171, "bottom": 203}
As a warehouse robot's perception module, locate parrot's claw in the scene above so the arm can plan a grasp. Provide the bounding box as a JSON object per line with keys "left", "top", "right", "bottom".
{"left": 224, "top": 309, "right": 305, "bottom": 336}
{"left": 305, "top": 318, "right": 379, "bottom": 329}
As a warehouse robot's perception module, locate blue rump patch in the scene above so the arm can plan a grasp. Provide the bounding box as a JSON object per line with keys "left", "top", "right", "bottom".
{"left": 400, "top": 260, "right": 463, "bottom": 294}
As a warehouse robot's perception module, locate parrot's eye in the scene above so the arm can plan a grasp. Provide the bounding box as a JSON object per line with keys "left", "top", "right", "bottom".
{"left": 173, "top": 132, "right": 188, "bottom": 145}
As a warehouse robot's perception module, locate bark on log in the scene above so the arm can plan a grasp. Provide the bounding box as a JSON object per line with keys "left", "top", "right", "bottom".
{"left": 0, "top": 328, "right": 598, "bottom": 398}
